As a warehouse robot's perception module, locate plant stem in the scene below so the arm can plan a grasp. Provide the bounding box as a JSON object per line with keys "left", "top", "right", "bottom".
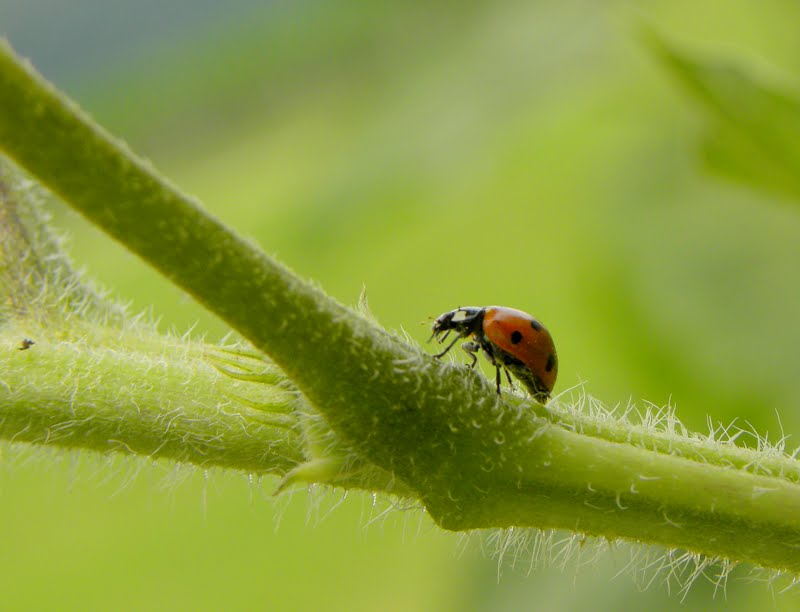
{"left": 443, "top": 400, "right": 800, "bottom": 572}
{"left": 0, "top": 324, "right": 302, "bottom": 473}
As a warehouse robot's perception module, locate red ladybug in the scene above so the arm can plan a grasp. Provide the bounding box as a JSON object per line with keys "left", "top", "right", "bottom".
{"left": 430, "top": 306, "right": 557, "bottom": 403}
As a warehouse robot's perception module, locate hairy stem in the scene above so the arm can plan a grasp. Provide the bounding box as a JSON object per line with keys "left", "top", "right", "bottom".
{"left": 0, "top": 327, "right": 302, "bottom": 473}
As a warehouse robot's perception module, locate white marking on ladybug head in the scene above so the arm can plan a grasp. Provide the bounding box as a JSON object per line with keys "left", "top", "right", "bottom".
{"left": 452, "top": 307, "right": 481, "bottom": 322}
{"left": 452, "top": 310, "right": 471, "bottom": 322}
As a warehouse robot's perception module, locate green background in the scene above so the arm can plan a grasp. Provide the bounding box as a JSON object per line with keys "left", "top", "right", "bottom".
{"left": 3, "top": 0, "right": 800, "bottom": 609}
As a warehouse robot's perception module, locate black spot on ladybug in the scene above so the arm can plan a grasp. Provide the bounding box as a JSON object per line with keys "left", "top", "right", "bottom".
{"left": 530, "top": 320, "right": 543, "bottom": 332}
{"left": 510, "top": 330, "right": 523, "bottom": 344}
{"left": 545, "top": 353, "right": 556, "bottom": 372}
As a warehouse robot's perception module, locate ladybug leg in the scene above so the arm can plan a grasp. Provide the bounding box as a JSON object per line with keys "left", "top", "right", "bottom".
{"left": 429, "top": 328, "right": 450, "bottom": 344}
{"left": 432, "top": 331, "right": 463, "bottom": 358}
{"left": 477, "top": 345, "right": 502, "bottom": 394}
{"left": 461, "top": 341, "right": 480, "bottom": 368}
{"left": 503, "top": 367, "right": 514, "bottom": 391}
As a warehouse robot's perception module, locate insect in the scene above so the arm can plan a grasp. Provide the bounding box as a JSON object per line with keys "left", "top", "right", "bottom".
{"left": 430, "top": 306, "right": 557, "bottom": 403}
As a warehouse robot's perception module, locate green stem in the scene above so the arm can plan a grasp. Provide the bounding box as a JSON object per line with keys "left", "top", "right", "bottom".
{"left": 0, "top": 39, "right": 799, "bottom": 573}
{"left": 0, "top": 327, "right": 303, "bottom": 473}
{"left": 447, "top": 402, "right": 800, "bottom": 571}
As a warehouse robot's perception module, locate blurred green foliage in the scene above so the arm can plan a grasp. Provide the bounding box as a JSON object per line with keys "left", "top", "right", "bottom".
{"left": 2, "top": 0, "right": 800, "bottom": 609}
{"left": 649, "top": 29, "right": 800, "bottom": 202}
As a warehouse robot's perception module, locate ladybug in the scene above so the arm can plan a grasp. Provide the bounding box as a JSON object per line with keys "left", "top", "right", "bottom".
{"left": 17, "top": 338, "right": 35, "bottom": 351}
{"left": 430, "top": 306, "right": 557, "bottom": 403}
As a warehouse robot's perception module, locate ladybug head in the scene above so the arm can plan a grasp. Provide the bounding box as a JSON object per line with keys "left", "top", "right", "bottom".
{"left": 430, "top": 306, "right": 484, "bottom": 343}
